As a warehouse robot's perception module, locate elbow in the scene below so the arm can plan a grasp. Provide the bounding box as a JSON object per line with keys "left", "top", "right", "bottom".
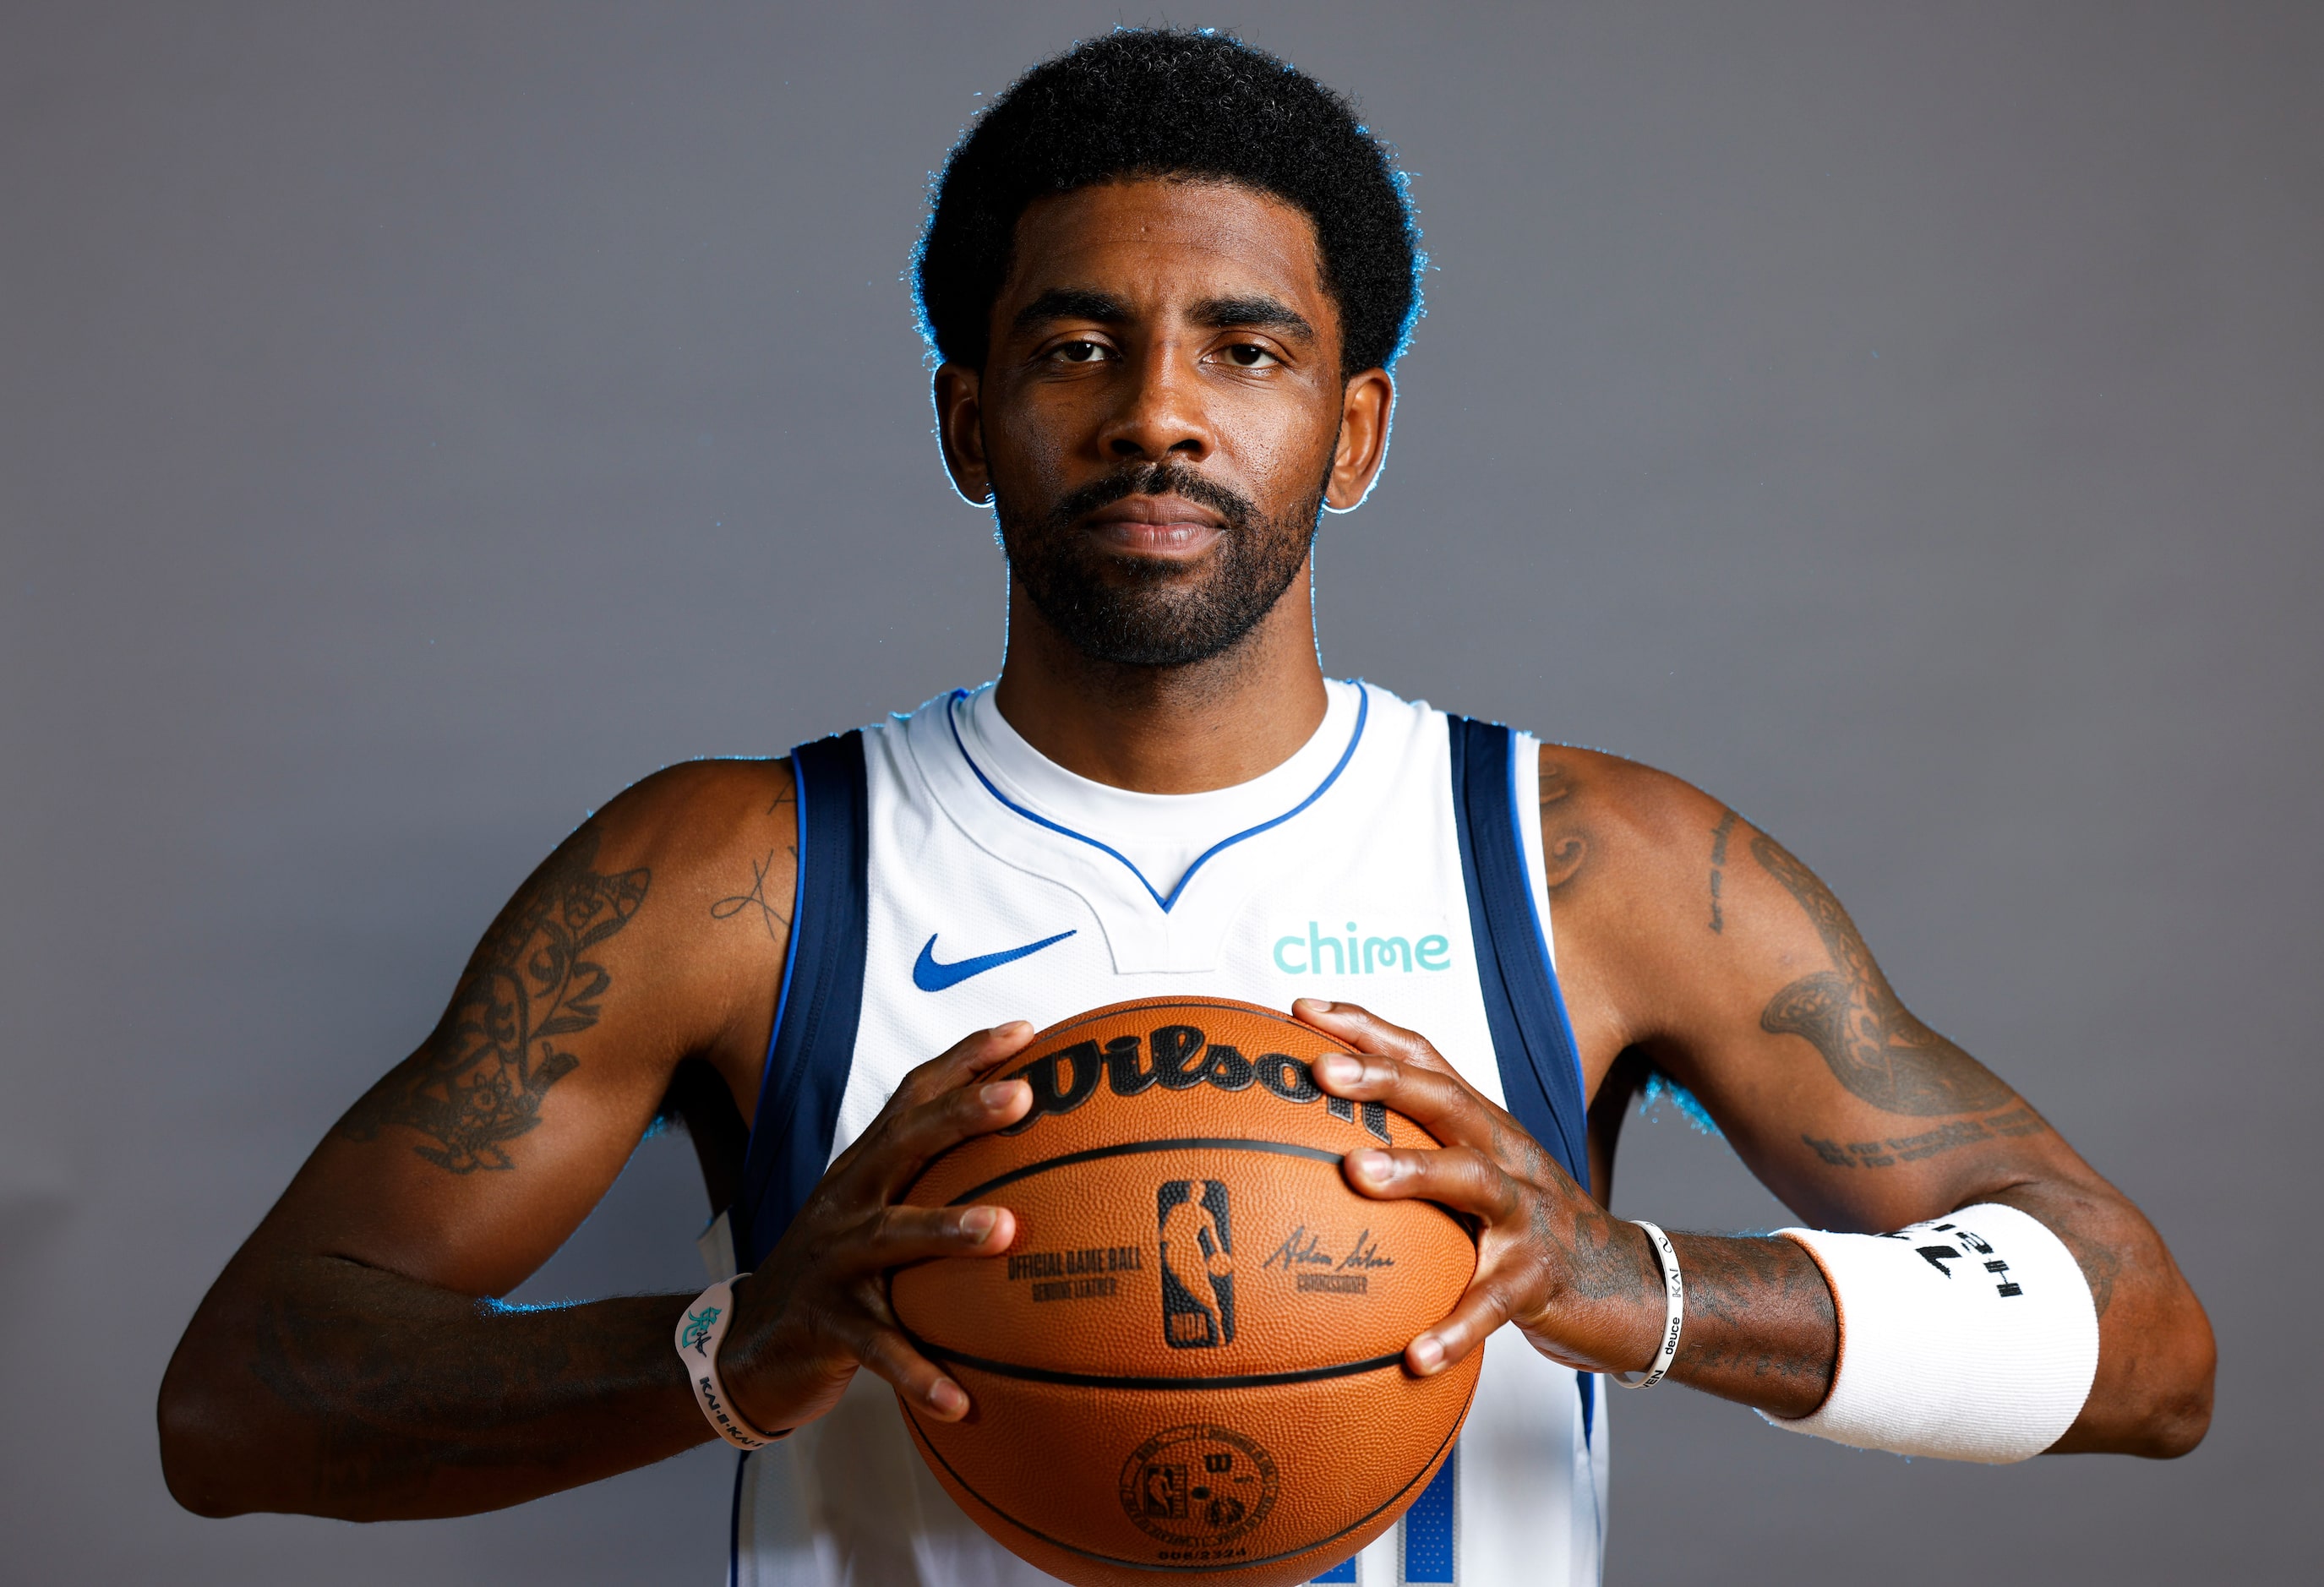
{"left": 158, "top": 1342, "right": 273, "bottom": 1518}
{"left": 2141, "top": 1395, "right": 2212, "bottom": 1461}
{"left": 159, "top": 1376, "right": 238, "bottom": 1517}
{"left": 2131, "top": 1320, "right": 2217, "bottom": 1460}
{"left": 2074, "top": 1293, "right": 2218, "bottom": 1460}
{"left": 2136, "top": 1273, "right": 2219, "bottom": 1459}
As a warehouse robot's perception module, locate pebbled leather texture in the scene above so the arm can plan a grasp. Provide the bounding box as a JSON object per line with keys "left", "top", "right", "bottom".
{"left": 891, "top": 997, "right": 1481, "bottom": 1587}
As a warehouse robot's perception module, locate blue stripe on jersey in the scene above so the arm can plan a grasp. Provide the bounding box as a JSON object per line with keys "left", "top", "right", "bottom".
{"left": 1310, "top": 1556, "right": 1359, "bottom": 1582}
{"left": 1446, "top": 717, "right": 1590, "bottom": 1182}
{"left": 728, "top": 1449, "right": 749, "bottom": 1587}
{"left": 1402, "top": 1448, "right": 1459, "bottom": 1582}
{"left": 944, "top": 684, "right": 1370, "bottom": 913}
{"left": 734, "top": 730, "right": 870, "bottom": 1268}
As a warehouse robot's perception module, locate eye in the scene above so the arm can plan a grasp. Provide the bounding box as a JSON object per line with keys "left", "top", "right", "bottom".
{"left": 1217, "top": 342, "right": 1280, "bottom": 368}
{"left": 1050, "top": 340, "right": 1110, "bottom": 364}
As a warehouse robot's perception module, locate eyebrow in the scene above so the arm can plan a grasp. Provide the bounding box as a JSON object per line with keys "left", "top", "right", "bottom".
{"left": 1012, "top": 287, "right": 1130, "bottom": 333}
{"left": 1009, "top": 287, "right": 1317, "bottom": 346}
{"left": 1189, "top": 294, "right": 1316, "bottom": 344}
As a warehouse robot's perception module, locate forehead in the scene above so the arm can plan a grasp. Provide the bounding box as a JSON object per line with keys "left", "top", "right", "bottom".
{"left": 998, "top": 179, "right": 1332, "bottom": 323}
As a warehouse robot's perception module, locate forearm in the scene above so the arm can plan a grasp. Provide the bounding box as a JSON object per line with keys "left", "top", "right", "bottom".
{"left": 160, "top": 1253, "right": 709, "bottom": 1520}
{"left": 1659, "top": 1232, "right": 1837, "bottom": 1418}
{"left": 1640, "top": 1195, "right": 2212, "bottom": 1455}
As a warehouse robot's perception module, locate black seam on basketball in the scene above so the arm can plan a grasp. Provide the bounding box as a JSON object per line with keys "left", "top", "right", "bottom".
{"left": 941, "top": 1136, "right": 1345, "bottom": 1206}
{"left": 916, "top": 1342, "right": 1407, "bottom": 1391}
{"left": 902, "top": 1385, "right": 1469, "bottom": 1574}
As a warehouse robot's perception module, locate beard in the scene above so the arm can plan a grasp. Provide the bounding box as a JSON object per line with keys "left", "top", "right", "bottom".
{"left": 995, "top": 461, "right": 1323, "bottom": 669}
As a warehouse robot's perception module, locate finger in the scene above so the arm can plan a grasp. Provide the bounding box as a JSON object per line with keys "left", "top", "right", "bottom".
{"left": 1404, "top": 1279, "right": 1517, "bottom": 1377}
{"left": 892, "top": 1021, "right": 1039, "bottom": 1110}
{"left": 1309, "top": 1046, "right": 1503, "bottom": 1152}
{"left": 1342, "top": 1144, "right": 1519, "bottom": 1222}
{"left": 828, "top": 1024, "right": 1036, "bottom": 1181}
{"left": 850, "top": 1319, "right": 974, "bottom": 1421}
{"left": 848, "top": 1072, "right": 1040, "bottom": 1203}
{"left": 1292, "top": 999, "right": 1457, "bottom": 1077}
{"left": 823, "top": 1203, "right": 1017, "bottom": 1273}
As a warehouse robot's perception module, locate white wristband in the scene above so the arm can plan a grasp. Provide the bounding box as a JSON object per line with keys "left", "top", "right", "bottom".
{"left": 676, "top": 1276, "right": 784, "bottom": 1449}
{"left": 1614, "top": 1220, "right": 1684, "bottom": 1388}
{"left": 1763, "top": 1203, "right": 2098, "bottom": 1463}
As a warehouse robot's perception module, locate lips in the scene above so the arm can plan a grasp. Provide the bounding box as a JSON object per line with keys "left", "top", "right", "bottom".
{"left": 1081, "top": 494, "right": 1225, "bottom": 556}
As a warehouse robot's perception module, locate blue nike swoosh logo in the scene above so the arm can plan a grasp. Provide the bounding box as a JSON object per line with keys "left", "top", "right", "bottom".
{"left": 912, "top": 929, "right": 1077, "bottom": 992}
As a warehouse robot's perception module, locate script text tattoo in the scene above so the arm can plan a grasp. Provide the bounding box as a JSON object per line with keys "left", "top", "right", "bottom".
{"left": 1707, "top": 810, "right": 1737, "bottom": 933}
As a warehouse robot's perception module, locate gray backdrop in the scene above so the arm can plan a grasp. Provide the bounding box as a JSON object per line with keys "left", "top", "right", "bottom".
{"left": 3, "top": 3, "right": 2316, "bottom": 1582}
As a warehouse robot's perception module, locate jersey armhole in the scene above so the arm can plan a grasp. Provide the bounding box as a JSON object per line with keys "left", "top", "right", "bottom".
{"left": 1509, "top": 734, "right": 1558, "bottom": 973}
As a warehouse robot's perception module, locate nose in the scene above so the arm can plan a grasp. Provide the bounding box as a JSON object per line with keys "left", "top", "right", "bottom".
{"left": 1094, "top": 342, "right": 1214, "bottom": 464}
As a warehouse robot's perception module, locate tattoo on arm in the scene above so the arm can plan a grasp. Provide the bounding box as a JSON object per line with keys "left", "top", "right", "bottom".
{"left": 1751, "top": 832, "right": 2016, "bottom": 1116}
{"left": 1802, "top": 1104, "right": 2049, "bottom": 1170}
{"left": 710, "top": 849, "right": 792, "bottom": 942}
{"left": 339, "top": 830, "right": 651, "bottom": 1173}
{"left": 1674, "top": 1235, "right": 1838, "bottom": 1388}
{"left": 712, "top": 766, "right": 799, "bottom": 941}
{"left": 1536, "top": 755, "right": 1589, "bottom": 889}
{"left": 1708, "top": 809, "right": 1737, "bottom": 933}
{"left": 2043, "top": 1217, "right": 2124, "bottom": 1318}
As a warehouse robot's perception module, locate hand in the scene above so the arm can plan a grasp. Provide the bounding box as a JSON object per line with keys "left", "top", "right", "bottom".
{"left": 722, "top": 1023, "right": 1036, "bottom": 1431}
{"left": 1295, "top": 999, "right": 1661, "bottom": 1378}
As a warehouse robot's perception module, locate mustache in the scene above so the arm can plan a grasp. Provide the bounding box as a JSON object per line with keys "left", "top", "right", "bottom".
{"left": 1046, "top": 462, "right": 1256, "bottom": 532}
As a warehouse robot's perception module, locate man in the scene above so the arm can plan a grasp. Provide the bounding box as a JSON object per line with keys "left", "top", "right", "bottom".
{"left": 159, "top": 29, "right": 2213, "bottom": 1587}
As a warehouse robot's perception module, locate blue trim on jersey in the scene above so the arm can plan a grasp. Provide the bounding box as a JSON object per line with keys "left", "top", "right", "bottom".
{"left": 1578, "top": 1369, "right": 1596, "bottom": 1448}
{"left": 1310, "top": 1556, "right": 1359, "bottom": 1583}
{"left": 1402, "top": 1447, "right": 1459, "bottom": 1582}
{"left": 756, "top": 759, "right": 811, "bottom": 1152}
{"left": 728, "top": 1450, "right": 748, "bottom": 1587}
{"left": 734, "top": 730, "right": 871, "bottom": 1268}
{"left": 1447, "top": 717, "right": 1591, "bottom": 1183}
{"left": 1510, "top": 734, "right": 1591, "bottom": 1111}
{"left": 943, "top": 684, "right": 1370, "bottom": 913}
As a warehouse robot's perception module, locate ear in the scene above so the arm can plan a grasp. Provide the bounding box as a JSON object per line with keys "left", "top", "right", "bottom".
{"left": 932, "top": 363, "right": 993, "bottom": 505}
{"left": 1324, "top": 368, "right": 1395, "bottom": 512}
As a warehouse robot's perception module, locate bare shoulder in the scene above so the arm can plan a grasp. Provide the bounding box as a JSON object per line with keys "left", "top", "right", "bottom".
{"left": 577, "top": 755, "right": 802, "bottom": 1057}
{"left": 584, "top": 755, "right": 798, "bottom": 880}
{"left": 518, "top": 754, "right": 803, "bottom": 1015}
{"left": 331, "top": 756, "right": 799, "bottom": 1177}
{"left": 1532, "top": 742, "right": 1731, "bottom": 906}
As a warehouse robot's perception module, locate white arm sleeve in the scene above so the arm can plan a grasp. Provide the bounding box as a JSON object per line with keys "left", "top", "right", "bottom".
{"left": 1762, "top": 1202, "right": 2099, "bottom": 1464}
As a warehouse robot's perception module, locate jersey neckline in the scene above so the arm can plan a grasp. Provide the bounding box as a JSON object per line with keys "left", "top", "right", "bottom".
{"left": 941, "top": 681, "right": 1370, "bottom": 913}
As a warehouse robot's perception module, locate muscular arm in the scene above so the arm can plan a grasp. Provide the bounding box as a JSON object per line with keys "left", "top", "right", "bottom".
{"left": 1538, "top": 750, "right": 2214, "bottom": 1455}
{"left": 160, "top": 761, "right": 801, "bottom": 1518}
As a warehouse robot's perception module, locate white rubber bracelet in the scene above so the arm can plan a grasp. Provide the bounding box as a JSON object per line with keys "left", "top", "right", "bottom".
{"left": 676, "top": 1276, "right": 784, "bottom": 1449}
{"left": 1614, "top": 1220, "right": 1684, "bottom": 1388}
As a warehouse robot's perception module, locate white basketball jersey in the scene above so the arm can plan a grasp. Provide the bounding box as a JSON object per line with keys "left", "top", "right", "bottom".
{"left": 712, "top": 680, "right": 1609, "bottom": 1587}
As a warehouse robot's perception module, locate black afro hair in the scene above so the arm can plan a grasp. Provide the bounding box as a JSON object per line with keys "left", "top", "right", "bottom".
{"left": 914, "top": 28, "right": 1422, "bottom": 377}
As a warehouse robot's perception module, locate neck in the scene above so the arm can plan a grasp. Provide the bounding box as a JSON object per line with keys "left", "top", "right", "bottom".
{"left": 991, "top": 564, "right": 1329, "bottom": 794}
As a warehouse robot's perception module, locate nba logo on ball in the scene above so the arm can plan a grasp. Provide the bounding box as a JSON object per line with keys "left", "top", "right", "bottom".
{"left": 1157, "top": 1180, "right": 1236, "bottom": 1347}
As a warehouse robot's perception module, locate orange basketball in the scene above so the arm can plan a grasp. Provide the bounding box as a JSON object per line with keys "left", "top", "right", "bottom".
{"left": 891, "top": 997, "right": 1481, "bottom": 1587}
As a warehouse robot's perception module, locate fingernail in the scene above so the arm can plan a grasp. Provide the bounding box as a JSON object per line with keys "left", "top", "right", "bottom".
{"left": 929, "top": 1379, "right": 968, "bottom": 1417}
{"left": 994, "top": 1021, "right": 1032, "bottom": 1038}
{"left": 1296, "top": 998, "right": 1336, "bottom": 1014}
{"left": 1348, "top": 1148, "right": 1394, "bottom": 1183}
{"left": 1317, "top": 1054, "right": 1361, "bottom": 1087}
{"left": 980, "top": 1080, "right": 1022, "bottom": 1107}
{"left": 959, "top": 1207, "right": 997, "bottom": 1239}
{"left": 1411, "top": 1335, "right": 1445, "bottom": 1375}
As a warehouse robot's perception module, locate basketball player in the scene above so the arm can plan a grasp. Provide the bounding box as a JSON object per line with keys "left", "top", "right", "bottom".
{"left": 159, "top": 30, "right": 2213, "bottom": 1586}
